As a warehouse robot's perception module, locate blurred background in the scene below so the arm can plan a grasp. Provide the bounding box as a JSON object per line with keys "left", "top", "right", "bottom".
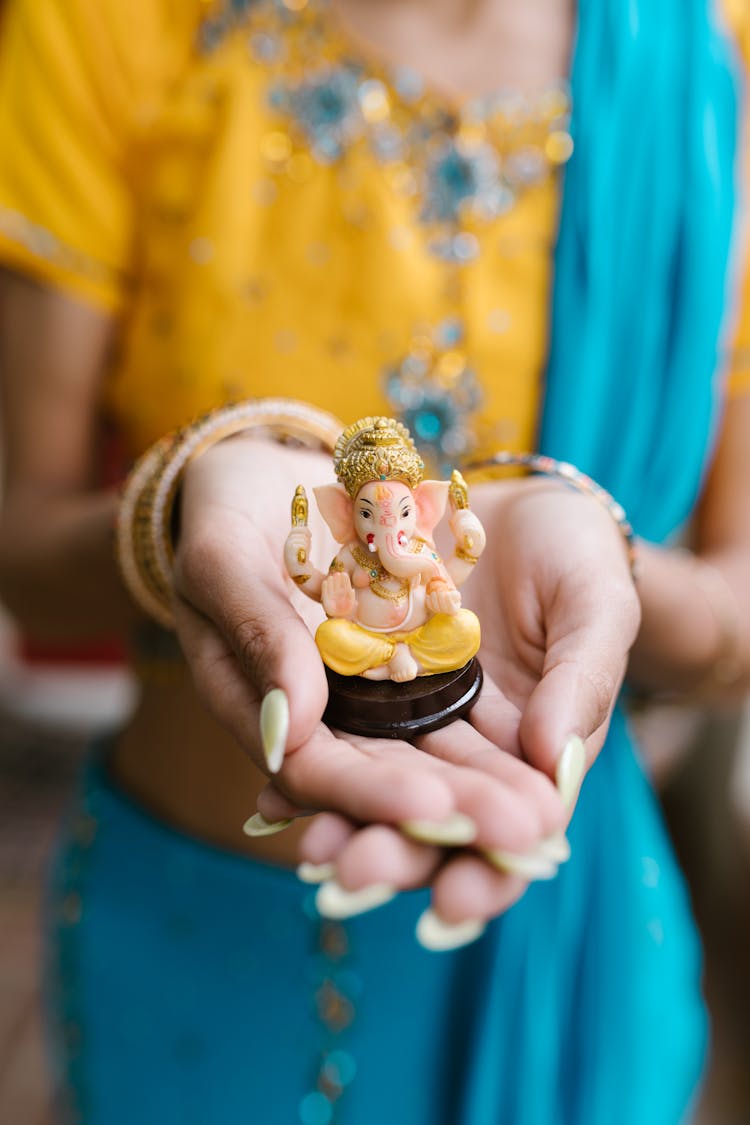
{"left": 0, "top": 617, "right": 137, "bottom": 1121}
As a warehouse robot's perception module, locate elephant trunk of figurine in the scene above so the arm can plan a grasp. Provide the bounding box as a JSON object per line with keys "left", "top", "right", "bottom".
{"left": 375, "top": 532, "right": 440, "bottom": 582}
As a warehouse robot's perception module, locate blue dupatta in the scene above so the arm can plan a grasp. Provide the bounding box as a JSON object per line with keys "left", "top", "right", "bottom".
{"left": 543, "top": 0, "right": 739, "bottom": 542}
{"left": 456, "top": 4, "right": 741, "bottom": 1123}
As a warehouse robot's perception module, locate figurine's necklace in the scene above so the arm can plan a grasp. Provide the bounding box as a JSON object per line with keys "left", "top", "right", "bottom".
{"left": 351, "top": 545, "right": 410, "bottom": 603}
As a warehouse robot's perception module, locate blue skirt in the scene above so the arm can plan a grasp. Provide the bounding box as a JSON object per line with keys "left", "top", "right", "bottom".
{"left": 47, "top": 709, "right": 707, "bottom": 1125}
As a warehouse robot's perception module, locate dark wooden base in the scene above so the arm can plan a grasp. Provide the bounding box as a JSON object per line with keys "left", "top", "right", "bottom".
{"left": 323, "top": 658, "right": 483, "bottom": 741}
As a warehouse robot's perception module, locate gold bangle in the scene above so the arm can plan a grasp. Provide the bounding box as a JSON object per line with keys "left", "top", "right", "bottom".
{"left": 116, "top": 399, "right": 344, "bottom": 627}
{"left": 116, "top": 434, "right": 180, "bottom": 628}
{"left": 454, "top": 546, "right": 480, "bottom": 565}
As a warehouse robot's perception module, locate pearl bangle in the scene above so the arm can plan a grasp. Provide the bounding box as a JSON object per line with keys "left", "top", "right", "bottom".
{"left": 464, "top": 450, "right": 639, "bottom": 580}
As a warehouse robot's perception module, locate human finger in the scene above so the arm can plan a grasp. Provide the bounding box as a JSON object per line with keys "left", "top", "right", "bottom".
{"left": 255, "top": 781, "right": 308, "bottom": 823}
{"left": 429, "top": 851, "right": 528, "bottom": 924}
{"left": 434, "top": 671, "right": 523, "bottom": 755}
{"left": 174, "top": 511, "right": 328, "bottom": 761}
{"left": 519, "top": 576, "right": 640, "bottom": 785}
{"left": 174, "top": 609, "right": 461, "bottom": 824}
{"left": 333, "top": 824, "right": 441, "bottom": 890}
{"left": 419, "top": 714, "right": 566, "bottom": 841}
{"left": 298, "top": 823, "right": 441, "bottom": 921}
{"left": 343, "top": 732, "right": 550, "bottom": 853}
{"left": 278, "top": 727, "right": 457, "bottom": 824}
{"left": 297, "top": 812, "right": 358, "bottom": 869}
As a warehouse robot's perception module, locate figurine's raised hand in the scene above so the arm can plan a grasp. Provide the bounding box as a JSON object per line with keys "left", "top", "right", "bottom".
{"left": 321, "top": 570, "right": 356, "bottom": 618}
{"left": 424, "top": 577, "right": 461, "bottom": 616}
{"left": 284, "top": 527, "right": 312, "bottom": 581}
{"left": 449, "top": 507, "right": 486, "bottom": 559}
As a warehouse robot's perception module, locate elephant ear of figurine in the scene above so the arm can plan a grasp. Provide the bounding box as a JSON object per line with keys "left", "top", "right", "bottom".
{"left": 314, "top": 483, "right": 355, "bottom": 544}
{"left": 414, "top": 480, "right": 450, "bottom": 540}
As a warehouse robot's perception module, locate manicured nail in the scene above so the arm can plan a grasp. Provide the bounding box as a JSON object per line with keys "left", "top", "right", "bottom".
{"left": 401, "top": 812, "right": 478, "bottom": 846}
{"left": 242, "top": 812, "right": 292, "bottom": 837}
{"left": 260, "top": 688, "right": 289, "bottom": 774}
{"left": 483, "top": 848, "right": 558, "bottom": 880}
{"left": 297, "top": 861, "right": 335, "bottom": 884}
{"left": 536, "top": 833, "right": 571, "bottom": 864}
{"left": 315, "top": 879, "right": 396, "bottom": 919}
{"left": 415, "top": 908, "right": 486, "bottom": 952}
{"left": 556, "top": 735, "right": 586, "bottom": 810}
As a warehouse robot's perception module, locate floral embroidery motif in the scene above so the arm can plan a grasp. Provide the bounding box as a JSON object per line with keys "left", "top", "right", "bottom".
{"left": 423, "top": 136, "right": 505, "bottom": 226}
{"left": 267, "top": 63, "right": 571, "bottom": 257}
{"left": 383, "top": 320, "right": 483, "bottom": 475}
{"left": 201, "top": 0, "right": 572, "bottom": 254}
{"left": 300, "top": 895, "right": 361, "bottom": 1124}
{"left": 269, "top": 65, "right": 364, "bottom": 162}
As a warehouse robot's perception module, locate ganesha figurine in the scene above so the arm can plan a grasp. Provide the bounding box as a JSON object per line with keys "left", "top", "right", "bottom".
{"left": 284, "top": 416, "right": 486, "bottom": 738}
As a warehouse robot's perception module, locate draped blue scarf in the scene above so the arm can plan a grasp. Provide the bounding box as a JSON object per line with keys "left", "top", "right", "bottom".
{"left": 455, "top": 7, "right": 744, "bottom": 1124}
{"left": 542, "top": 0, "right": 740, "bottom": 543}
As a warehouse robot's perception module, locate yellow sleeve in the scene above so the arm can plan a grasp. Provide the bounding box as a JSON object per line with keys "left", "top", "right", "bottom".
{"left": 725, "top": 0, "right": 750, "bottom": 395}
{"left": 0, "top": 0, "right": 195, "bottom": 311}
{"left": 729, "top": 252, "right": 750, "bottom": 396}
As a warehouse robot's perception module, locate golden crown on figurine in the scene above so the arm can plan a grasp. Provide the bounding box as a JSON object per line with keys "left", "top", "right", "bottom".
{"left": 334, "top": 416, "right": 425, "bottom": 498}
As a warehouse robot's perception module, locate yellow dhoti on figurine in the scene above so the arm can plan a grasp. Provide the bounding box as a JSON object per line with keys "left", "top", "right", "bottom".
{"left": 316, "top": 610, "right": 481, "bottom": 678}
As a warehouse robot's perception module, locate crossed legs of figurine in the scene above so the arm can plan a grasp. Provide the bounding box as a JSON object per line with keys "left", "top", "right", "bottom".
{"left": 316, "top": 609, "right": 481, "bottom": 682}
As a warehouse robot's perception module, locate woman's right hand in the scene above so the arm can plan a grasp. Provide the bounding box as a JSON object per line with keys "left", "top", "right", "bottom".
{"left": 172, "top": 435, "right": 566, "bottom": 856}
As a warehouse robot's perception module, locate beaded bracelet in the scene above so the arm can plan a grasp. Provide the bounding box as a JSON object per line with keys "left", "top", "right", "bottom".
{"left": 116, "top": 398, "right": 344, "bottom": 628}
{"left": 464, "top": 451, "right": 639, "bottom": 579}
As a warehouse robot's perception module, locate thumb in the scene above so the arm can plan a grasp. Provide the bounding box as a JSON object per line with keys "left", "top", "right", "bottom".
{"left": 518, "top": 584, "right": 640, "bottom": 803}
{"left": 174, "top": 524, "right": 328, "bottom": 762}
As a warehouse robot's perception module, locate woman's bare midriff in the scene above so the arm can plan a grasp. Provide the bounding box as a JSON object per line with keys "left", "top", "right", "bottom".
{"left": 111, "top": 670, "right": 307, "bottom": 868}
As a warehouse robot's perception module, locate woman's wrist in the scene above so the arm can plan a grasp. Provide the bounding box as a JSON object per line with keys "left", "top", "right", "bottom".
{"left": 628, "top": 542, "right": 748, "bottom": 701}
{"left": 116, "top": 399, "right": 343, "bottom": 628}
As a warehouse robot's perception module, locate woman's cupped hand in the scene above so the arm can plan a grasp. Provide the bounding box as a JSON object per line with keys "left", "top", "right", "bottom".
{"left": 172, "top": 438, "right": 640, "bottom": 946}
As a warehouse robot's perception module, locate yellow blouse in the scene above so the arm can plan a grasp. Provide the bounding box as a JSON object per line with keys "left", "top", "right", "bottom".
{"left": 0, "top": 0, "right": 747, "bottom": 465}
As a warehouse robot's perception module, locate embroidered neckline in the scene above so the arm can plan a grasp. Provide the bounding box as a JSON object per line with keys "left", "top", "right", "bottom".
{"left": 198, "top": 0, "right": 574, "bottom": 477}
{"left": 201, "top": 1, "right": 572, "bottom": 212}
{"left": 200, "top": 0, "right": 572, "bottom": 264}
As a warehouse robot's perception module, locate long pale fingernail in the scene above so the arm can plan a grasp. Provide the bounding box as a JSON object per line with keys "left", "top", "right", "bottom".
{"left": 536, "top": 833, "right": 571, "bottom": 863}
{"left": 242, "top": 813, "right": 292, "bottom": 837}
{"left": 556, "top": 735, "right": 586, "bottom": 810}
{"left": 401, "top": 812, "right": 478, "bottom": 846}
{"left": 415, "top": 908, "right": 485, "bottom": 952}
{"left": 297, "top": 861, "right": 335, "bottom": 884}
{"left": 260, "top": 688, "right": 289, "bottom": 774}
{"left": 484, "top": 848, "right": 558, "bottom": 880}
{"left": 315, "top": 879, "right": 396, "bottom": 919}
